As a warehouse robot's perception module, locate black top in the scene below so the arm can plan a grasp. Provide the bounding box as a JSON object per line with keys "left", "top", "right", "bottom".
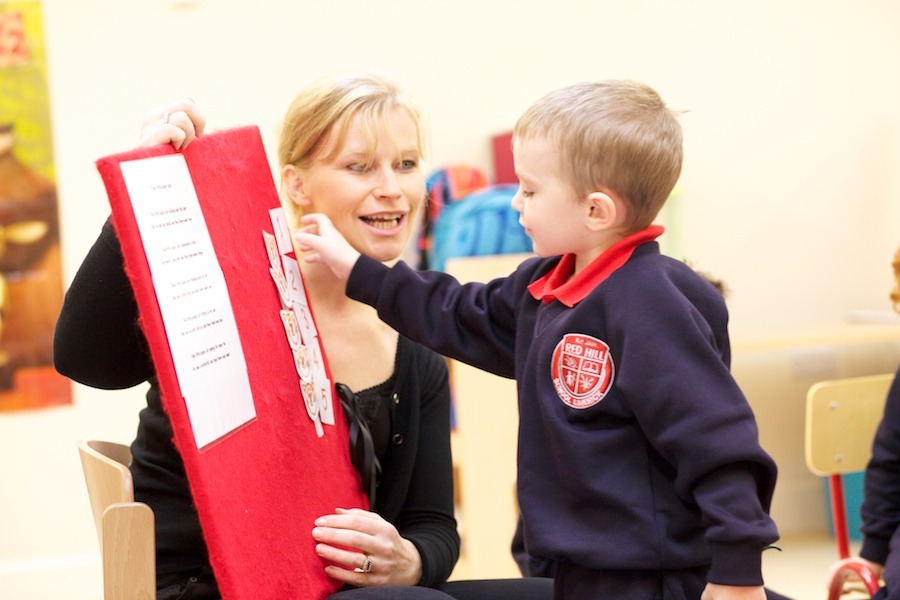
{"left": 53, "top": 220, "right": 459, "bottom": 588}
{"left": 354, "top": 374, "right": 394, "bottom": 463}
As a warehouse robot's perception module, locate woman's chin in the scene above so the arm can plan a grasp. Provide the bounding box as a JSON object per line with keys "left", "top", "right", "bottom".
{"left": 359, "top": 240, "right": 408, "bottom": 264}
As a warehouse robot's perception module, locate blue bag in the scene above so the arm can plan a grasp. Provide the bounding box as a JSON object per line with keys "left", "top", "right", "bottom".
{"left": 430, "top": 184, "right": 532, "bottom": 272}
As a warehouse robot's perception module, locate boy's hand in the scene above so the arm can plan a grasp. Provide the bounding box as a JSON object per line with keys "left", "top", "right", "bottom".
{"left": 700, "top": 583, "right": 766, "bottom": 600}
{"left": 294, "top": 213, "right": 361, "bottom": 281}
{"left": 858, "top": 557, "right": 884, "bottom": 581}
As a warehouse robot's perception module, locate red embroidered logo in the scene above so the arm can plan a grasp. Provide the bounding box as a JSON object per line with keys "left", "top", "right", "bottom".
{"left": 551, "top": 333, "right": 614, "bottom": 409}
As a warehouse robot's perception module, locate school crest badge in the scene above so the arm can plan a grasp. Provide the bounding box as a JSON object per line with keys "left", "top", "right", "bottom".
{"left": 551, "top": 333, "right": 614, "bottom": 409}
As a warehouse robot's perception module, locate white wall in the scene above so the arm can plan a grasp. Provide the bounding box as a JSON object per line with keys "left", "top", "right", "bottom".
{"left": 2, "top": 1, "right": 900, "bottom": 598}
{"left": 45, "top": 0, "right": 900, "bottom": 330}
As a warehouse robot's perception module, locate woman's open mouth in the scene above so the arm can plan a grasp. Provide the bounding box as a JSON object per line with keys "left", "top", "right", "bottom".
{"left": 360, "top": 212, "right": 405, "bottom": 232}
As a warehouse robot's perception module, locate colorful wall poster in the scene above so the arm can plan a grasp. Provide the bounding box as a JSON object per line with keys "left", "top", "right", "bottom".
{"left": 0, "top": 1, "right": 70, "bottom": 410}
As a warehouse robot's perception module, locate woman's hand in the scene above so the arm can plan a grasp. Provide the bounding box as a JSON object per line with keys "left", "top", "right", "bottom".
{"left": 312, "top": 507, "right": 423, "bottom": 587}
{"left": 139, "top": 98, "right": 206, "bottom": 150}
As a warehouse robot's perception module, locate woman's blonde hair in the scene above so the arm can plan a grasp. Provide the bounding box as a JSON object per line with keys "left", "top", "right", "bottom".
{"left": 278, "top": 72, "right": 425, "bottom": 172}
{"left": 514, "top": 80, "right": 682, "bottom": 232}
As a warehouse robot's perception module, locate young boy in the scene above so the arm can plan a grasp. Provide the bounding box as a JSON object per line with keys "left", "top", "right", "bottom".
{"left": 297, "top": 80, "right": 780, "bottom": 599}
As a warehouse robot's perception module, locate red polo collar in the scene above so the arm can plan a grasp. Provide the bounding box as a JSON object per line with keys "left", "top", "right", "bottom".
{"left": 527, "top": 225, "right": 664, "bottom": 307}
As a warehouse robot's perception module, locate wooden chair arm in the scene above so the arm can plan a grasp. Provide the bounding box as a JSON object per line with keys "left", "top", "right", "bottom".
{"left": 101, "top": 502, "right": 155, "bottom": 600}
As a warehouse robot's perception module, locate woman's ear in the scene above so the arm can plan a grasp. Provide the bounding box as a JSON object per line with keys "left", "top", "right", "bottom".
{"left": 282, "top": 164, "right": 310, "bottom": 207}
{"left": 585, "top": 191, "right": 625, "bottom": 232}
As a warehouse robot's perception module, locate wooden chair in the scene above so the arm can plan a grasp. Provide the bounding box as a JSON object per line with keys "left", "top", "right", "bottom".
{"left": 805, "top": 373, "right": 895, "bottom": 599}
{"left": 78, "top": 440, "right": 156, "bottom": 600}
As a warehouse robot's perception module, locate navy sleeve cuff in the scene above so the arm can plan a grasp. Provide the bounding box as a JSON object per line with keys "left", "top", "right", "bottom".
{"left": 705, "top": 543, "right": 766, "bottom": 586}
{"left": 860, "top": 535, "right": 890, "bottom": 566}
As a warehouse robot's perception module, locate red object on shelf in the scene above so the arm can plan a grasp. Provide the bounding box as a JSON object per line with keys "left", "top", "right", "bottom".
{"left": 492, "top": 131, "right": 517, "bottom": 185}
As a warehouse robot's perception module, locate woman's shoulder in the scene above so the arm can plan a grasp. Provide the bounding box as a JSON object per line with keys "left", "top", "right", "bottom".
{"left": 394, "top": 338, "right": 451, "bottom": 411}
{"left": 399, "top": 336, "right": 449, "bottom": 374}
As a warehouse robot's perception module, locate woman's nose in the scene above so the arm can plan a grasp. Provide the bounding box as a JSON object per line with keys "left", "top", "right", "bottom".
{"left": 374, "top": 166, "right": 402, "bottom": 199}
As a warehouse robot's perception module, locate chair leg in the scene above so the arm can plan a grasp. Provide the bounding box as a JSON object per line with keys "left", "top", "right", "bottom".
{"left": 829, "top": 475, "right": 851, "bottom": 560}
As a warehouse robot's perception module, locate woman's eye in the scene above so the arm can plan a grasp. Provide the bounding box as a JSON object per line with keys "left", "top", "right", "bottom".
{"left": 398, "top": 159, "right": 418, "bottom": 171}
{"left": 521, "top": 190, "right": 534, "bottom": 198}
{"left": 347, "top": 163, "right": 368, "bottom": 173}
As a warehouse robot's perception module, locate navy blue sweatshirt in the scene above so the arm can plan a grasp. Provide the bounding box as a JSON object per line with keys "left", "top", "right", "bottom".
{"left": 347, "top": 233, "right": 779, "bottom": 586}
{"left": 860, "top": 368, "right": 900, "bottom": 569}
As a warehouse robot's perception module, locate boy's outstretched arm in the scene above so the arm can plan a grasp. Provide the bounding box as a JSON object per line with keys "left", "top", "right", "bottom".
{"left": 294, "top": 214, "right": 361, "bottom": 281}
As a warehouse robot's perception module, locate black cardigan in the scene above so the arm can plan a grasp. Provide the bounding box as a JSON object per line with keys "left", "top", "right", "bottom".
{"left": 53, "top": 220, "right": 459, "bottom": 588}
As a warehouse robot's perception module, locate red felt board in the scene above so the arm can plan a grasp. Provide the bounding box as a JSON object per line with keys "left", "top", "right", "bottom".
{"left": 95, "top": 126, "right": 368, "bottom": 599}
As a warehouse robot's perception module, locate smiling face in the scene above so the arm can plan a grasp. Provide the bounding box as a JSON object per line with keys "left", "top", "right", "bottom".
{"left": 286, "top": 107, "right": 425, "bottom": 263}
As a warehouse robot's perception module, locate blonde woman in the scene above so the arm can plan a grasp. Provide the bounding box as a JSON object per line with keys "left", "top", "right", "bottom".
{"left": 58, "top": 74, "right": 431, "bottom": 600}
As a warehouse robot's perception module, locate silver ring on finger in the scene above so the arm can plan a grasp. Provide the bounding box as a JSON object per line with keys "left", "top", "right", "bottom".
{"left": 354, "top": 554, "right": 373, "bottom": 574}
{"left": 162, "top": 111, "right": 171, "bottom": 125}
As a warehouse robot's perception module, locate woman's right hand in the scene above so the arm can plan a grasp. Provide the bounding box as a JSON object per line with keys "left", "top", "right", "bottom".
{"left": 139, "top": 98, "right": 206, "bottom": 150}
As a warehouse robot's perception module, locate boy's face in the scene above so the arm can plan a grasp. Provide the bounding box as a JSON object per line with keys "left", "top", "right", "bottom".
{"left": 511, "top": 136, "right": 593, "bottom": 259}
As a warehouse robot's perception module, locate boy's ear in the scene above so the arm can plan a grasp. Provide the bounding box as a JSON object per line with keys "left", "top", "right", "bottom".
{"left": 282, "top": 164, "right": 310, "bottom": 207}
{"left": 585, "top": 191, "right": 625, "bottom": 231}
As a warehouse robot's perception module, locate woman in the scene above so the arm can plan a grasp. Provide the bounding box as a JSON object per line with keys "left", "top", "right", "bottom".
{"left": 56, "top": 73, "right": 552, "bottom": 600}
{"left": 56, "top": 73, "right": 458, "bottom": 600}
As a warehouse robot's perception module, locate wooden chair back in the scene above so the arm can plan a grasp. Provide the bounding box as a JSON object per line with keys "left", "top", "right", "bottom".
{"left": 78, "top": 440, "right": 156, "bottom": 600}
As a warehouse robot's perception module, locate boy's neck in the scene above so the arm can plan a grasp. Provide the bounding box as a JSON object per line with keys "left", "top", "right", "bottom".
{"left": 573, "top": 229, "right": 628, "bottom": 275}
{"left": 527, "top": 225, "right": 663, "bottom": 308}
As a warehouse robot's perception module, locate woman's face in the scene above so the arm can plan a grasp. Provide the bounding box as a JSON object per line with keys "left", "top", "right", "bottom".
{"left": 290, "top": 108, "right": 425, "bottom": 263}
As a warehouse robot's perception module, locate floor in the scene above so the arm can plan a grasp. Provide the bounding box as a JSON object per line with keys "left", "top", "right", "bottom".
{"left": 763, "top": 532, "right": 866, "bottom": 600}
{"left": 0, "top": 532, "right": 872, "bottom": 600}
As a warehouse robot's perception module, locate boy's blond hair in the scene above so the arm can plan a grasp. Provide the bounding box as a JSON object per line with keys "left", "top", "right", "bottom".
{"left": 514, "top": 80, "right": 682, "bottom": 232}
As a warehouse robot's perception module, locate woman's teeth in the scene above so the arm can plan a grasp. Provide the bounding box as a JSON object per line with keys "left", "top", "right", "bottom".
{"left": 361, "top": 214, "right": 402, "bottom": 229}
